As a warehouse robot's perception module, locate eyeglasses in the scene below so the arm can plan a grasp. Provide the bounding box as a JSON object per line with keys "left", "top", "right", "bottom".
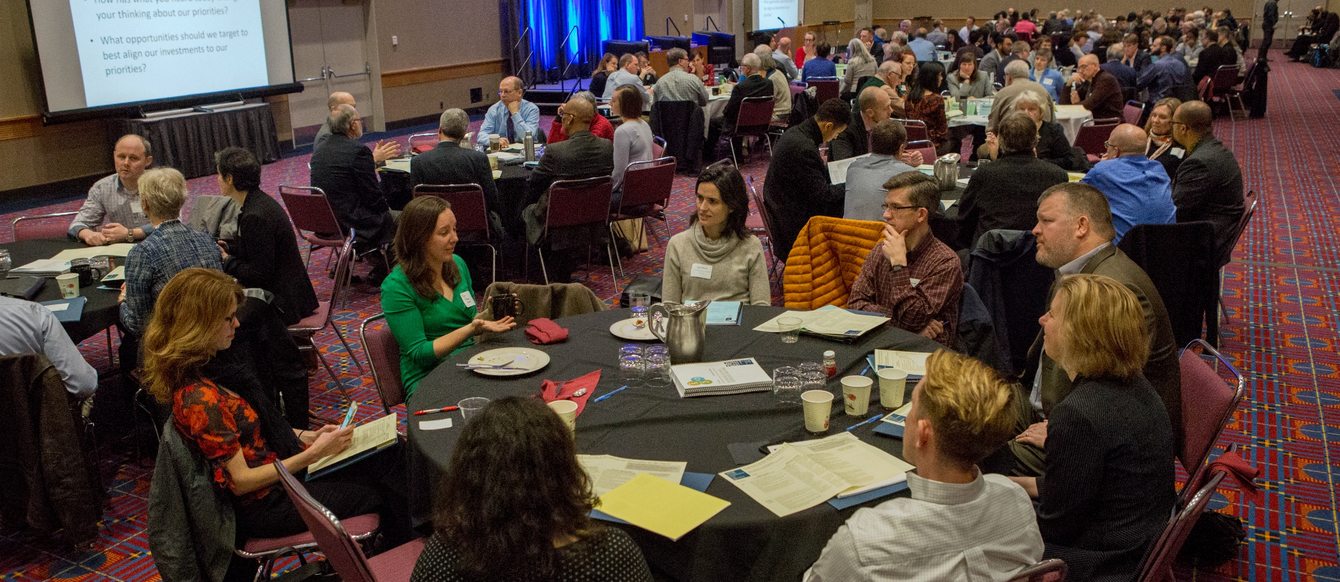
{"left": 881, "top": 203, "right": 921, "bottom": 212}
{"left": 1103, "top": 140, "right": 1116, "bottom": 148}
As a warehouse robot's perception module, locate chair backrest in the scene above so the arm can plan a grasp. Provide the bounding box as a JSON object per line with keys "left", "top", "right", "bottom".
{"left": 618, "top": 156, "right": 676, "bottom": 212}
{"left": 807, "top": 78, "right": 840, "bottom": 103}
{"left": 12, "top": 211, "right": 78, "bottom": 242}
{"left": 1177, "top": 339, "right": 1246, "bottom": 496}
{"left": 272, "top": 460, "right": 376, "bottom": 582}
{"left": 897, "top": 118, "right": 930, "bottom": 141}
{"left": 546, "top": 176, "right": 614, "bottom": 230}
{"left": 359, "top": 314, "right": 404, "bottom": 415}
{"left": 1123, "top": 100, "right": 1147, "bottom": 125}
{"left": 412, "top": 183, "right": 491, "bottom": 240}
{"left": 733, "top": 96, "right": 776, "bottom": 134}
{"left": 1196, "top": 76, "right": 1213, "bottom": 101}
{"left": 329, "top": 235, "right": 356, "bottom": 309}
{"left": 408, "top": 132, "right": 438, "bottom": 154}
{"left": 1009, "top": 558, "right": 1068, "bottom": 581}
{"left": 651, "top": 135, "right": 667, "bottom": 158}
{"left": 482, "top": 281, "right": 604, "bottom": 326}
{"left": 278, "top": 185, "right": 343, "bottom": 237}
{"left": 1016, "top": 30, "right": 1034, "bottom": 44}
{"left": 1117, "top": 222, "right": 1218, "bottom": 346}
{"left": 1073, "top": 118, "right": 1120, "bottom": 158}
{"left": 1210, "top": 65, "right": 1241, "bottom": 95}
{"left": 906, "top": 140, "right": 939, "bottom": 165}
{"left": 1136, "top": 471, "right": 1226, "bottom": 582}
{"left": 746, "top": 175, "right": 779, "bottom": 244}
{"left": 1222, "top": 189, "right": 1258, "bottom": 266}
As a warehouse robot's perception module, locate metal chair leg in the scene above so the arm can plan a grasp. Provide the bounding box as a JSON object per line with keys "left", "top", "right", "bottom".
{"left": 314, "top": 347, "right": 350, "bottom": 402}
{"left": 537, "top": 247, "right": 550, "bottom": 284}
{"left": 606, "top": 241, "right": 621, "bottom": 295}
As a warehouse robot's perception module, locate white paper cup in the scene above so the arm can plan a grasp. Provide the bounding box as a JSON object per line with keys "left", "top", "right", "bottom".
{"left": 56, "top": 273, "right": 80, "bottom": 299}
{"left": 840, "top": 376, "right": 873, "bottom": 416}
{"left": 801, "top": 389, "right": 834, "bottom": 433}
{"left": 547, "top": 400, "right": 578, "bottom": 432}
{"left": 878, "top": 369, "right": 909, "bottom": 410}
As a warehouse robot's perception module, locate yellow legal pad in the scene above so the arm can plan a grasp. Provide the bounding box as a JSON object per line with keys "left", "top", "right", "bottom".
{"left": 595, "top": 473, "right": 731, "bottom": 541}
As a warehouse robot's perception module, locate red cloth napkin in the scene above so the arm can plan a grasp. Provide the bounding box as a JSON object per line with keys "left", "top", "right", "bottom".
{"left": 1198, "top": 445, "right": 1263, "bottom": 504}
{"left": 526, "top": 318, "right": 569, "bottom": 344}
{"left": 540, "top": 369, "right": 601, "bottom": 417}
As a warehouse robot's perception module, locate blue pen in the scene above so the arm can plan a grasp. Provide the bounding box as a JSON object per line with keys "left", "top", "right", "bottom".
{"left": 846, "top": 413, "right": 883, "bottom": 432}
{"left": 593, "top": 385, "right": 630, "bottom": 403}
{"left": 858, "top": 363, "right": 871, "bottom": 377}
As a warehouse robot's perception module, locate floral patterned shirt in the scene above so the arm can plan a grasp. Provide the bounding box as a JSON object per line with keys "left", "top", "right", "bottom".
{"left": 172, "top": 379, "right": 279, "bottom": 504}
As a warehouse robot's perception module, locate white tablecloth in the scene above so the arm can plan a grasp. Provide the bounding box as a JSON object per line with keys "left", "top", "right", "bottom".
{"left": 947, "top": 103, "right": 1094, "bottom": 144}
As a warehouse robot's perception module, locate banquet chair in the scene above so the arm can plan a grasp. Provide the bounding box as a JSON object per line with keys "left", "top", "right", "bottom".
{"left": 1123, "top": 100, "right": 1148, "bottom": 125}
{"left": 288, "top": 236, "right": 362, "bottom": 401}
{"left": 531, "top": 176, "right": 618, "bottom": 288}
{"left": 1135, "top": 470, "right": 1227, "bottom": 582}
{"left": 1207, "top": 65, "right": 1246, "bottom": 121}
{"left": 906, "top": 140, "right": 939, "bottom": 165}
{"left": 11, "top": 211, "right": 78, "bottom": 241}
{"left": 897, "top": 118, "right": 930, "bottom": 142}
{"left": 746, "top": 175, "right": 784, "bottom": 282}
{"left": 278, "top": 185, "right": 347, "bottom": 269}
{"left": 807, "top": 78, "right": 841, "bottom": 104}
{"left": 1008, "top": 558, "right": 1068, "bottom": 581}
{"left": 610, "top": 156, "right": 677, "bottom": 252}
{"left": 1073, "top": 117, "right": 1120, "bottom": 163}
{"left": 1118, "top": 222, "right": 1218, "bottom": 346}
{"left": 723, "top": 96, "right": 778, "bottom": 167}
{"left": 652, "top": 135, "right": 667, "bottom": 158}
{"left": 273, "top": 460, "right": 425, "bottom": 582}
{"left": 411, "top": 184, "right": 498, "bottom": 284}
{"left": 407, "top": 132, "right": 438, "bottom": 154}
{"left": 358, "top": 314, "right": 405, "bottom": 420}
{"left": 1176, "top": 339, "right": 1246, "bottom": 505}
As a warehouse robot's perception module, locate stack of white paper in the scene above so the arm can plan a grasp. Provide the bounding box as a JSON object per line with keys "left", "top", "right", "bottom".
{"left": 720, "top": 432, "right": 914, "bottom": 516}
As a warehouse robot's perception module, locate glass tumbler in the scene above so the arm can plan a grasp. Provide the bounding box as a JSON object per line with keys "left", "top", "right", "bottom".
{"left": 619, "top": 353, "right": 645, "bottom": 385}
{"left": 773, "top": 366, "right": 802, "bottom": 405}
{"left": 644, "top": 351, "right": 671, "bottom": 388}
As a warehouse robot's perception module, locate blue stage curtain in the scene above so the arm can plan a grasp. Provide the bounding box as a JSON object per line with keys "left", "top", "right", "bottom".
{"left": 523, "top": 0, "right": 642, "bottom": 81}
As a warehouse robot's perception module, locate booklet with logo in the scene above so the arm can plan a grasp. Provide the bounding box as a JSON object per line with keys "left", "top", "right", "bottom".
{"left": 670, "top": 357, "right": 773, "bottom": 398}
{"left": 754, "top": 305, "right": 889, "bottom": 341}
{"left": 306, "top": 414, "right": 398, "bottom": 480}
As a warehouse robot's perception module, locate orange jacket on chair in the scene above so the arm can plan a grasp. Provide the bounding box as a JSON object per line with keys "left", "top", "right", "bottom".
{"left": 783, "top": 216, "right": 886, "bottom": 309}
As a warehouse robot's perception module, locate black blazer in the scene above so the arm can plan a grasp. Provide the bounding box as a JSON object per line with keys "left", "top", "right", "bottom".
{"left": 1193, "top": 43, "right": 1234, "bottom": 82}
{"left": 956, "top": 153, "right": 1068, "bottom": 249}
{"left": 1038, "top": 375, "right": 1176, "bottom": 582}
{"left": 309, "top": 134, "right": 390, "bottom": 237}
{"left": 762, "top": 119, "right": 845, "bottom": 260}
{"left": 525, "top": 130, "right": 614, "bottom": 206}
{"left": 828, "top": 105, "right": 869, "bottom": 162}
{"left": 410, "top": 141, "right": 503, "bottom": 216}
{"left": 1172, "top": 136, "right": 1244, "bottom": 266}
{"left": 722, "top": 74, "right": 775, "bottom": 125}
{"left": 1036, "top": 121, "right": 1087, "bottom": 171}
{"left": 223, "top": 191, "right": 319, "bottom": 324}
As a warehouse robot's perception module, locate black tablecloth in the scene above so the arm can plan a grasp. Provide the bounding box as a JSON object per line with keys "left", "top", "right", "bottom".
{"left": 408, "top": 305, "right": 942, "bottom": 581}
{"left": 1, "top": 239, "right": 122, "bottom": 343}
{"left": 116, "top": 103, "right": 280, "bottom": 179}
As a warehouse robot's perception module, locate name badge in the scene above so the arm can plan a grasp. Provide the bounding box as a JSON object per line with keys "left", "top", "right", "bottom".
{"left": 690, "top": 263, "right": 714, "bottom": 279}
{"left": 910, "top": 278, "right": 922, "bottom": 288}
{"left": 1043, "top": 77, "right": 1055, "bottom": 86}
{"left": 1170, "top": 147, "right": 1185, "bottom": 159}
{"left": 130, "top": 201, "right": 143, "bottom": 215}
{"left": 460, "top": 291, "right": 476, "bottom": 308}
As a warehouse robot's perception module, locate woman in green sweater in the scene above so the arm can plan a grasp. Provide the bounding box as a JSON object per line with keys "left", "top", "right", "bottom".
{"left": 661, "top": 162, "right": 771, "bottom": 305}
{"left": 381, "top": 196, "right": 515, "bottom": 400}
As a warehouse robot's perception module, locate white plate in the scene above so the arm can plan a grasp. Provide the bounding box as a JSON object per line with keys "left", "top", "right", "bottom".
{"left": 467, "top": 347, "right": 550, "bottom": 376}
{"left": 609, "top": 318, "right": 658, "bottom": 341}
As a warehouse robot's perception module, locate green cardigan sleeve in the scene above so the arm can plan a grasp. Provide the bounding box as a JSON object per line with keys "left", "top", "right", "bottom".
{"left": 381, "top": 270, "right": 443, "bottom": 371}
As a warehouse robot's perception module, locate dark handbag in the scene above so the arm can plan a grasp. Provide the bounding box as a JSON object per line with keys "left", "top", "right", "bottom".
{"left": 1178, "top": 511, "right": 1246, "bottom": 566}
{"left": 618, "top": 275, "right": 663, "bottom": 307}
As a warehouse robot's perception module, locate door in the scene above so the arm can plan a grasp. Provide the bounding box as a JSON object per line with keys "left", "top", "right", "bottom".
{"left": 288, "top": 0, "right": 376, "bottom": 147}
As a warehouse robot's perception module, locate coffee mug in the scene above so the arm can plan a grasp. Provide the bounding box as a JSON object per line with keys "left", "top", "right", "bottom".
{"left": 489, "top": 293, "right": 525, "bottom": 319}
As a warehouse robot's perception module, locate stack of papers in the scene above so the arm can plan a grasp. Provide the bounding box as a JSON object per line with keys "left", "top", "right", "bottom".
{"left": 50, "top": 243, "right": 134, "bottom": 261}
{"left": 705, "top": 301, "right": 742, "bottom": 325}
{"left": 719, "top": 432, "right": 914, "bottom": 517}
{"left": 826, "top": 153, "right": 869, "bottom": 185}
{"left": 670, "top": 357, "right": 773, "bottom": 398}
{"left": 101, "top": 266, "right": 126, "bottom": 284}
{"left": 870, "top": 350, "right": 931, "bottom": 378}
{"left": 307, "top": 415, "right": 398, "bottom": 479}
{"left": 578, "top": 454, "right": 687, "bottom": 497}
{"left": 754, "top": 305, "right": 890, "bottom": 341}
{"left": 11, "top": 259, "right": 70, "bottom": 277}
{"left": 873, "top": 402, "right": 914, "bottom": 439}
{"left": 594, "top": 473, "right": 730, "bottom": 540}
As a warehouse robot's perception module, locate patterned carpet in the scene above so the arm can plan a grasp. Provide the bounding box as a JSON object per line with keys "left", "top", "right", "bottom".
{"left": 1, "top": 61, "right": 1338, "bottom": 580}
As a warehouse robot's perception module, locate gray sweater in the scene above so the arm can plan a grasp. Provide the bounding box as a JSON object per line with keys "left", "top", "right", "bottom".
{"left": 947, "top": 72, "right": 996, "bottom": 98}
{"left": 612, "top": 120, "right": 654, "bottom": 191}
{"left": 662, "top": 224, "right": 771, "bottom": 305}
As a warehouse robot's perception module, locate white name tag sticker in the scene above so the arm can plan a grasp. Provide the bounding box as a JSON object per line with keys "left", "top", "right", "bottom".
{"left": 130, "top": 201, "right": 143, "bottom": 214}
{"left": 460, "top": 291, "right": 476, "bottom": 308}
{"left": 1170, "top": 147, "right": 1185, "bottom": 159}
{"left": 690, "top": 263, "right": 714, "bottom": 279}
{"left": 910, "top": 278, "right": 922, "bottom": 287}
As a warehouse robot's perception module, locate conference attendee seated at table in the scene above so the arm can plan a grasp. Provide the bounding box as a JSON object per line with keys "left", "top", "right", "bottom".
{"left": 762, "top": 98, "right": 848, "bottom": 261}
{"left": 959, "top": 16, "right": 979, "bottom": 45}
{"left": 476, "top": 76, "right": 540, "bottom": 150}
{"left": 801, "top": 42, "right": 836, "bottom": 81}
{"left": 602, "top": 54, "right": 646, "bottom": 101}
{"left": 773, "top": 36, "right": 800, "bottom": 81}
{"left": 382, "top": 197, "right": 516, "bottom": 400}
{"left": 844, "top": 120, "right": 917, "bottom": 221}
{"left": 120, "top": 167, "right": 222, "bottom": 338}
{"left": 546, "top": 92, "right": 614, "bottom": 144}
{"left": 1118, "top": 33, "right": 1153, "bottom": 72}
{"left": 652, "top": 48, "right": 708, "bottom": 106}
{"left": 523, "top": 97, "right": 614, "bottom": 246}
{"left": 961, "top": 113, "right": 1069, "bottom": 249}
{"left": 662, "top": 162, "right": 770, "bottom": 305}
{"left": 689, "top": 51, "right": 715, "bottom": 83}
{"left": 907, "top": 28, "right": 938, "bottom": 63}
{"left": 999, "top": 41, "right": 1032, "bottom": 85}
{"left": 1062, "top": 54, "right": 1124, "bottom": 121}
{"left": 1030, "top": 48, "right": 1066, "bottom": 101}
{"left": 1137, "top": 36, "right": 1191, "bottom": 103}
{"left": 902, "top": 62, "right": 952, "bottom": 155}
{"left": 313, "top": 92, "right": 399, "bottom": 162}
{"left": 1175, "top": 27, "right": 1203, "bottom": 61}
{"left": 588, "top": 53, "right": 617, "bottom": 101}
{"left": 1007, "top": 274, "right": 1175, "bottom": 582}
{"left": 1005, "top": 183, "right": 1180, "bottom": 476}
{"left": 636, "top": 52, "right": 658, "bottom": 86}
{"left": 807, "top": 351, "right": 1042, "bottom": 581}
{"left": 947, "top": 52, "right": 994, "bottom": 99}
{"left": 309, "top": 104, "right": 397, "bottom": 282}
{"left": 410, "top": 108, "right": 504, "bottom": 237}
{"left": 410, "top": 396, "right": 652, "bottom": 581}
{"left": 1100, "top": 45, "right": 1138, "bottom": 90}
{"left": 1170, "top": 100, "right": 1245, "bottom": 266}
{"left": 979, "top": 32, "right": 1011, "bottom": 86}
{"left": 68, "top": 134, "right": 155, "bottom": 246}
{"left": 843, "top": 38, "right": 878, "bottom": 96}
{"left": 144, "top": 268, "right": 411, "bottom": 549}
{"left": 988, "top": 60, "right": 1054, "bottom": 135}
{"left": 752, "top": 46, "right": 792, "bottom": 122}
{"left": 830, "top": 87, "right": 893, "bottom": 162}
{"left": 215, "top": 147, "right": 318, "bottom": 326}
{"left": 1081, "top": 124, "right": 1176, "bottom": 243}
{"left": 990, "top": 92, "right": 1086, "bottom": 171}
{"left": 1191, "top": 29, "right": 1233, "bottom": 83}
{"left": 611, "top": 85, "right": 655, "bottom": 198}
{"left": 861, "top": 58, "right": 910, "bottom": 112}
{"left": 796, "top": 31, "right": 817, "bottom": 67}
{"left": 1144, "top": 97, "right": 1186, "bottom": 178}
{"left": 847, "top": 171, "right": 962, "bottom": 346}
{"left": 704, "top": 53, "right": 773, "bottom": 161}
{"left": 0, "top": 295, "right": 98, "bottom": 400}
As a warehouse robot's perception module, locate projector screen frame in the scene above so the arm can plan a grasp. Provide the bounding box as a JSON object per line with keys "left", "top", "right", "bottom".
{"left": 24, "top": 0, "right": 304, "bottom": 125}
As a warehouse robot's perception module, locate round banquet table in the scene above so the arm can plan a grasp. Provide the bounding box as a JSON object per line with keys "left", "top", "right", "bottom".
{"left": 1, "top": 238, "right": 122, "bottom": 343}
{"left": 948, "top": 102, "right": 1094, "bottom": 144}
{"left": 407, "top": 305, "right": 943, "bottom": 581}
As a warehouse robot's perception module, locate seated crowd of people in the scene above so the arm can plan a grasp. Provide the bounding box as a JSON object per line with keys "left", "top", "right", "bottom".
{"left": 0, "top": 5, "right": 1254, "bottom": 581}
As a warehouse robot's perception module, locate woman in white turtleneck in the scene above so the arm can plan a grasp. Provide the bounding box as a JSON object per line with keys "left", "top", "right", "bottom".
{"left": 661, "top": 162, "right": 771, "bottom": 305}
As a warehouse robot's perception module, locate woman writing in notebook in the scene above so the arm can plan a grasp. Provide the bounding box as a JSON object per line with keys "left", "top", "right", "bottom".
{"left": 143, "top": 268, "right": 408, "bottom": 546}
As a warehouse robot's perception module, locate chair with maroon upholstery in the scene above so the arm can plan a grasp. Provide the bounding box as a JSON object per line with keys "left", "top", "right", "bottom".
{"left": 610, "top": 156, "right": 677, "bottom": 249}
{"left": 12, "top": 211, "right": 78, "bottom": 241}
{"left": 288, "top": 235, "right": 363, "bottom": 400}
{"left": 906, "top": 140, "right": 939, "bottom": 165}
{"left": 278, "top": 185, "right": 347, "bottom": 268}
{"left": 1177, "top": 339, "right": 1246, "bottom": 504}
{"left": 1074, "top": 117, "right": 1120, "bottom": 164}
{"left": 358, "top": 313, "right": 404, "bottom": 419}
{"left": 1008, "top": 558, "right": 1068, "bottom": 581}
{"left": 531, "top": 176, "right": 618, "bottom": 288}
{"left": 723, "top": 96, "right": 778, "bottom": 167}
{"left": 412, "top": 183, "right": 497, "bottom": 284}
{"left": 1135, "top": 470, "right": 1227, "bottom": 582}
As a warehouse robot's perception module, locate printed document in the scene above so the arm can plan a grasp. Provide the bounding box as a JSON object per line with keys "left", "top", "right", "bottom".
{"left": 578, "top": 454, "right": 687, "bottom": 497}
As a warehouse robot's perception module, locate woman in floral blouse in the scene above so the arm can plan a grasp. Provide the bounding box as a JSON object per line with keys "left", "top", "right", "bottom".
{"left": 903, "top": 61, "right": 953, "bottom": 155}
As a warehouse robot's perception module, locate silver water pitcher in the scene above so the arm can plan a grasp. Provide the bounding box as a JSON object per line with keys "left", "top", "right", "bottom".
{"left": 647, "top": 301, "right": 711, "bottom": 363}
{"left": 934, "top": 153, "right": 961, "bottom": 191}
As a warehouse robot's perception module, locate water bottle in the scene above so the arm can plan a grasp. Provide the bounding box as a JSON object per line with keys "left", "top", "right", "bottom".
{"left": 523, "top": 131, "right": 535, "bottom": 162}
{"left": 0, "top": 249, "right": 10, "bottom": 280}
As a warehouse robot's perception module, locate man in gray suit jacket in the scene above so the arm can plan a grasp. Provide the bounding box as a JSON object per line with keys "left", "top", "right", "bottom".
{"left": 522, "top": 97, "right": 614, "bottom": 244}
{"left": 411, "top": 109, "right": 505, "bottom": 237}
{"left": 1005, "top": 183, "right": 1181, "bottom": 476}
{"left": 1171, "top": 100, "right": 1245, "bottom": 267}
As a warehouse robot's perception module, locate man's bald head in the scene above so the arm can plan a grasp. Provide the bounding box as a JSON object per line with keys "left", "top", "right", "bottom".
{"left": 858, "top": 86, "right": 892, "bottom": 123}
{"left": 1079, "top": 54, "right": 1099, "bottom": 68}
{"left": 327, "top": 92, "right": 355, "bottom": 111}
{"left": 1175, "top": 100, "right": 1213, "bottom": 134}
{"left": 501, "top": 76, "right": 524, "bottom": 92}
{"left": 563, "top": 96, "right": 595, "bottom": 127}
{"left": 1108, "top": 124, "right": 1148, "bottom": 155}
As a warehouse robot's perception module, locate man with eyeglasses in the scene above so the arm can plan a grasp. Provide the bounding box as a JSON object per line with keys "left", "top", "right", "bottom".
{"left": 846, "top": 171, "right": 963, "bottom": 346}
{"left": 1061, "top": 54, "right": 1123, "bottom": 121}
{"left": 1080, "top": 124, "right": 1176, "bottom": 243}
{"left": 1169, "top": 100, "right": 1243, "bottom": 267}
{"left": 476, "top": 76, "right": 540, "bottom": 151}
